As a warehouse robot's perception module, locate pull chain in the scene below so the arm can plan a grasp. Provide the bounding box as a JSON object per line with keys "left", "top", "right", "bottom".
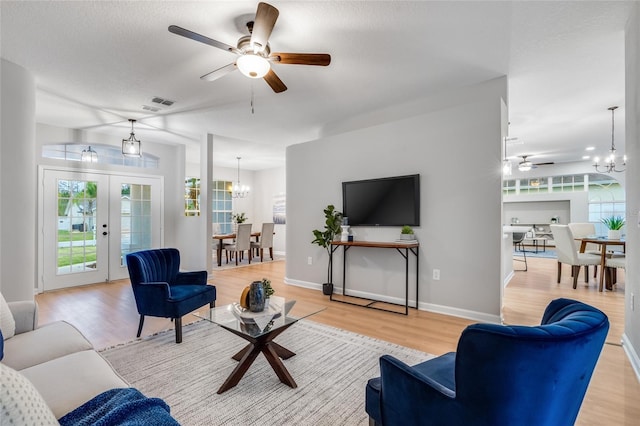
{"left": 250, "top": 83, "right": 255, "bottom": 114}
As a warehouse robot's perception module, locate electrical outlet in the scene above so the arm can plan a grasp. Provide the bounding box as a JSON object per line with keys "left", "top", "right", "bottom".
{"left": 307, "top": 256, "right": 313, "bottom": 265}
{"left": 433, "top": 269, "right": 440, "bottom": 280}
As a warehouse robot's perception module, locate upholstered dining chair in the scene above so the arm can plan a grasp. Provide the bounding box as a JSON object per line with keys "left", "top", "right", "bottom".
{"left": 224, "top": 223, "right": 252, "bottom": 265}
{"left": 605, "top": 255, "right": 626, "bottom": 289}
{"left": 251, "top": 222, "right": 275, "bottom": 262}
{"left": 551, "top": 224, "right": 601, "bottom": 289}
{"left": 365, "top": 298, "right": 609, "bottom": 426}
{"left": 126, "top": 248, "right": 216, "bottom": 343}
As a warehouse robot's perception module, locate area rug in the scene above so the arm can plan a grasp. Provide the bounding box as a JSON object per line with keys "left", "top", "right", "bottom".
{"left": 101, "top": 320, "right": 434, "bottom": 425}
{"left": 514, "top": 248, "right": 557, "bottom": 259}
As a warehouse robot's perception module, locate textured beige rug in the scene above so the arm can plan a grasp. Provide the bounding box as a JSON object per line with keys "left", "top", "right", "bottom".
{"left": 101, "top": 320, "right": 434, "bottom": 425}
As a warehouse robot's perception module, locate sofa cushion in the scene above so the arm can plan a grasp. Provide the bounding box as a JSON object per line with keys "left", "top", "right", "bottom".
{"left": 0, "top": 292, "right": 16, "bottom": 339}
{"left": 19, "top": 349, "right": 129, "bottom": 419}
{"left": 2, "top": 320, "right": 93, "bottom": 370}
{"left": 0, "top": 362, "right": 59, "bottom": 425}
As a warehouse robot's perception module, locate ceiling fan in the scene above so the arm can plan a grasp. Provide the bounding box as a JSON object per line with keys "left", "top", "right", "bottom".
{"left": 168, "top": 2, "right": 331, "bottom": 93}
{"left": 518, "top": 155, "right": 554, "bottom": 172}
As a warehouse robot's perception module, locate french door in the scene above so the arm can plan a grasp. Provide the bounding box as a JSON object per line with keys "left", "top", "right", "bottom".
{"left": 41, "top": 170, "right": 162, "bottom": 290}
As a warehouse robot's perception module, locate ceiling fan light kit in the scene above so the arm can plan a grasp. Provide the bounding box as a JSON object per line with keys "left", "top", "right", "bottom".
{"left": 237, "top": 53, "right": 270, "bottom": 78}
{"left": 168, "top": 2, "right": 330, "bottom": 93}
{"left": 518, "top": 156, "right": 533, "bottom": 172}
{"left": 593, "top": 106, "right": 625, "bottom": 173}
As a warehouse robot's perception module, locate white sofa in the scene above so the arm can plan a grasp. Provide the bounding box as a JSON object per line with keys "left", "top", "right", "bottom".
{"left": 1, "top": 300, "right": 129, "bottom": 419}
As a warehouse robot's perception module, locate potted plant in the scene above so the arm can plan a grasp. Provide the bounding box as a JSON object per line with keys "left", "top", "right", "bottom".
{"left": 602, "top": 216, "right": 625, "bottom": 240}
{"left": 400, "top": 225, "right": 416, "bottom": 241}
{"left": 231, "top": 212, "right": 247, "bottom": 234}
{"left": 311, "top": 205, "right": 343, "bottom": 295}
{"left": 262, "top": 277, "right": 274, "bottom": 308}
{"left": 232, "top": 212, "right": 247, "bottom": 224}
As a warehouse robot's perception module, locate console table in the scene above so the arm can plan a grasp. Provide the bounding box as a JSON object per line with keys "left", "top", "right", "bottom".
{"left": 329, "top": 240, "right": 419, "bottom": 315}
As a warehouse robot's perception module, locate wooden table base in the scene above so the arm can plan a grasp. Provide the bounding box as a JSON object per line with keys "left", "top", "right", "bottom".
{"left": 217, "top": 323, "right": 297, "bottom": 394}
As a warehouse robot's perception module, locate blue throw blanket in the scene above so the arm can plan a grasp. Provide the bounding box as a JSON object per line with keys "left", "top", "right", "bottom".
{"left": 59, "top": 388, "right": 180, "bottom": 426}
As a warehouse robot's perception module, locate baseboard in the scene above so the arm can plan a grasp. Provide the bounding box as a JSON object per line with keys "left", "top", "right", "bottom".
{"left": 503, "top": 270, "right": 514, "bottom": 288}
{"left": 621, "top": 333, "right": 640, "bottom": 383}
{"left": 284, "top": 277, "right": 501, "bottom": 324}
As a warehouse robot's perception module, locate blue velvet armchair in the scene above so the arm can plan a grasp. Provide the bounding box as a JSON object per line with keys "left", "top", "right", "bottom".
{"left": 126, "top": 248, "right": 217, "bottom": 343}
{"left": 366, "top": 298, "right": 609, "bottom": 426}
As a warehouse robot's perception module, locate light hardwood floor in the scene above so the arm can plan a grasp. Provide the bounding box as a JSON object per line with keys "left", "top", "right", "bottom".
{"left": 35, "top": 256, "right": 639, "bottom": 425}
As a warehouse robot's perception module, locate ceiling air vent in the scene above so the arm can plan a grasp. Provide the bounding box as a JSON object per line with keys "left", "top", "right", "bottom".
{"left": 151, "top": 97, "right": 175, "bottom": 106}
{"left": 142, "top": 105, "right": 161, "bottom": 112}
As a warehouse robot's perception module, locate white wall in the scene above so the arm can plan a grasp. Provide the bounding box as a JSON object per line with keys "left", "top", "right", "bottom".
{"left": 623, "top": 3, "right": 640, "bottom": 379}
{"left": 0, "top": 59, "right": 37, "bottom": 301}
{"left": 286, "top": 77, "right": 507, "bottom": 322}
{"left": 503, "top": 192, "right": 589, "bottom": 224}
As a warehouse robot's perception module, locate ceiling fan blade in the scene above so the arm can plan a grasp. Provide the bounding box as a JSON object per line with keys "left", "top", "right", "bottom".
{"left": 169, "top": 25, "right": 239, "bottom": 54}
{"left": 263, "top": 69, "right": 287, "bottom": 93}
{"left": 270, "top": 52, "right": 331, "bottom": 66}
{"left": 250, "top": 2, "right": 279, "bottom": 52}
{"left": 533, "top": 162, "right": 554, "bottom": 166}
{"left": 200, "top": 63, "right": 237, "bottom": 82}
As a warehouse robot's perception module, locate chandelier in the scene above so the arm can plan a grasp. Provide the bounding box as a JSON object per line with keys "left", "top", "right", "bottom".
{"left": 593, "top": 106, "right": 625, "bottom": 173}
{"left": 122, "top": 119, "right": 142, "bottom": 157}
{"left": 231, "top": 157, "right": 250, "bottom": 198}
{"left": 81, "top": 146, "right": 98, "bottom": 163}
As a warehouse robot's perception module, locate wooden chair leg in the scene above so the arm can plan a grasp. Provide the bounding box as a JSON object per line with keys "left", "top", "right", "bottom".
{"left": 557, "top": 261, "right": 562, "bottom": 283}
{"left": 235, "top": 250, "right": 239, "bottom": 265}
{"left": 572, "top": 265, "right": 579, "bottom": 289}
{"left": 260, "top": 248, "right": 264, "bottom": 262}
{"left": 584, "top": 266, "right": 589, "bottom": 283}
{"left": 269, "top": 247, "right": 273, "bottom": 260}
{"left": 175, "top": 317, "right": 183, "bottom": 343}
{"left": 136, "top": 315, "right": 145, "bottom": 337}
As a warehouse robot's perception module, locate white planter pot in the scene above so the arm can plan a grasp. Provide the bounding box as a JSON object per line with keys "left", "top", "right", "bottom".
{"left": 400, "top": 234, "right": 415, "bottom": 241}
{"left": 607, "top": 229, "right": 622, "bottom": 240}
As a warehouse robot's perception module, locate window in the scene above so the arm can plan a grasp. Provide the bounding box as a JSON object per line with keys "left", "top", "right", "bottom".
{"left": 185, "top": 178, "right": 200, "bottom": 216}
{"left": 42, "top": 143, "right": 159, "bottom": 168}
{"left": 212, "top": 180, "right": 233, "bottom": 234}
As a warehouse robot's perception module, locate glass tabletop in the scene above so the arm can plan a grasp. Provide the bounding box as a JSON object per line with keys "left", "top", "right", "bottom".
{"left": 193, "top": 296, "right": 325, "bottom": 338}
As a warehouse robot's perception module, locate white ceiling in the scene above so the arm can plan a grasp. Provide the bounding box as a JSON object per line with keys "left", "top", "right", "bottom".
{"left": 0, "top": 1, "right": 634, "bottom": 170}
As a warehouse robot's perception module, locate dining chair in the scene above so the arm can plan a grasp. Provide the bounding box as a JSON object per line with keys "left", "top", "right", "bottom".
{"left": 605, "top": 255, "right": 626, "bottom": 290}
{"left": 550, "top": 225, "right": 601, "bottom": 289}
{"left": 224, "top": 223, "right": 252, "bottom": 265}
{"left": 251, "top": 222, "right": 275, "bottom": 262}
{"left": 512, "top": 231, "right": 527, "bottom": 272}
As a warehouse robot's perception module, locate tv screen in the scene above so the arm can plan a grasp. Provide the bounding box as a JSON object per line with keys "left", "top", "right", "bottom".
{"left": 342, "top": 174, "right": 420, "bottom": 226}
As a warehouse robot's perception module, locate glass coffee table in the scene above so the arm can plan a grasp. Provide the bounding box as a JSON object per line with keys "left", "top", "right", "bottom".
{"left": 193, "top": 296, "right": 325, "bottom": 394}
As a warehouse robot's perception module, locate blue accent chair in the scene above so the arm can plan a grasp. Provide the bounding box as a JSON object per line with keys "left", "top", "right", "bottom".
{"left": 126, "top": 248, "right": 217, "bottom": 343}
{"left": 365, "top": 298, "right": 609, "bottom": 426}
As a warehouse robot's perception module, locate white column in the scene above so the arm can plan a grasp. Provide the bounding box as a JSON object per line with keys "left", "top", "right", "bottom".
{"left": 0, "top": 59, "right": 37, "bottom": 301}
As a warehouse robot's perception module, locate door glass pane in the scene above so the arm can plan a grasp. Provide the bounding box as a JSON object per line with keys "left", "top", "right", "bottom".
{"left": 56, "top": 179, "right": 98, "bottom": 274}
{"left": 120, "top": 183, "right": 153, "bottom": 266}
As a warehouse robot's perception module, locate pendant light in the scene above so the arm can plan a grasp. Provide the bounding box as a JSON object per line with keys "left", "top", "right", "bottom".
{"left": 231, "top": 157, "right": 250, "bottom": 198}
{"left": 122, "top": 119, "right": 142, "bottom": 157}
{"left": 502, "top": 137, "right": 512, "bottom": 176}
{"left": 593, "top": 106, "right": 625, "bottom": 173}
{"left": 81, "top": 146, "right": 98, "bottom": 163}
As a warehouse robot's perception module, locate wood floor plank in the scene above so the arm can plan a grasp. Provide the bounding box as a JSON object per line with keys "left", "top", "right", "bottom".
{"left": 35, "top": 257, "right": 640, "bottom": 424}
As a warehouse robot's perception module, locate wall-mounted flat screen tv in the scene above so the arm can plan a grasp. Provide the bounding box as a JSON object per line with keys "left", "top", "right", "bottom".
{"left": 342, "top": 174, "right": 420, "bottom": 226}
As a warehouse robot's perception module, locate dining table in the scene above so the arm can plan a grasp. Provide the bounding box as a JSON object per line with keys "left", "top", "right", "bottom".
{"left": 578, "top": 236, "right": 626, "bottom": 292}
{"left": 213, "top": 232, "right": 262, "bottom": 267}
